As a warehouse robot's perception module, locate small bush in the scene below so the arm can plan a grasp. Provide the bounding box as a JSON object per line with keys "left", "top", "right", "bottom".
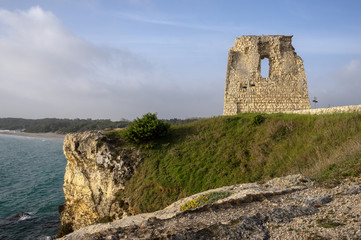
{"left": 251, "top": 114, "right": 265, "bottom": 125}
{"left": 123, "top": 113, "right": 170, "bottom": 144}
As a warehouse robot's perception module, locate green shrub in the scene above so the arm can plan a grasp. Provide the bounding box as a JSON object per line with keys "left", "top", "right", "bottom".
{"left": 123, "top": 113, "right": 170, "bottom": 144}
{"left": 251, "top": 114, "right": 265, "bottom": 125}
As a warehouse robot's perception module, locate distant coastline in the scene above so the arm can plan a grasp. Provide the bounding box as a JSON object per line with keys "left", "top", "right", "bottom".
{"left": 0, "top": 130, "right": 65, "bottom": 139}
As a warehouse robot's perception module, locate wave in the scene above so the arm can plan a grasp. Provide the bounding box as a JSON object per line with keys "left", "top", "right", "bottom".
{"left": 19, "top": 214, "right": 32, "bottom": 221}
{"left": 0, "top": 212, "right": 32, "bottom": 225}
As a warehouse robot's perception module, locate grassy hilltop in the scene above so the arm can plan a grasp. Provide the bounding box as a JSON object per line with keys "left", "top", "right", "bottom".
{"left": 105, "top": 112, "right": 361, "bottom": 214}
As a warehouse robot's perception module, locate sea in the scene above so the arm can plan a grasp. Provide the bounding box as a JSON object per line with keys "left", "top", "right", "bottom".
{"left": 0, "top": 134, "right": 67, "bottom": 240}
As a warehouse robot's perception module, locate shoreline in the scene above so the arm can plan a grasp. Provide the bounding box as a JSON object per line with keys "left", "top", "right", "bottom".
{"left": 0, "top": 130, "right": 65, "bottom": 139}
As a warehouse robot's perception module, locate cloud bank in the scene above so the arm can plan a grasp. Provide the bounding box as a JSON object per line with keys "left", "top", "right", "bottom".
{"left": 0, "top": 7, "right": 222, "bottom": 120}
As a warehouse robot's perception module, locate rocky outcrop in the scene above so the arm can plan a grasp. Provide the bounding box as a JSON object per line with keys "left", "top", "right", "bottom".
{"left": 59, "top": 174, "right": 361, "bottom": 239}
{"left": 59, "top": 131, "right": 141, "bottom": 236}
{"left": 58, "top": 132, "right": 361, "bottom": 239}
{"left": 58, "top": 174, "right": 310, "bottom": 239}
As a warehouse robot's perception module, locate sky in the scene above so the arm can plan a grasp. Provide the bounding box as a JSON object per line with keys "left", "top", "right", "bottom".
{"left": 0, "top": 0, "right": 360, "bottom": 120}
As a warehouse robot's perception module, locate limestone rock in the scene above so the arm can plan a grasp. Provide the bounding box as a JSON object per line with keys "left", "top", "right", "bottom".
{"left": 223, "top": 35, "right": 311, "bottom": 115}
{"left": 59, "top": 175, "right": 361, "bottom": 240}
{"left": 342, "top": 184, "right": 361, "bottom": 195}
{"left": 59, "top": 174, "right": 312, "bottom": 239}
{"left": 59, "top": 131, "right": 141, "bottom": 235}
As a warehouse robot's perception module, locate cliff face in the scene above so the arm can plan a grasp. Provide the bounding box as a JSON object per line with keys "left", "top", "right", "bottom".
{"left": 59, "top": 131, "right": 141, "bottom": 235}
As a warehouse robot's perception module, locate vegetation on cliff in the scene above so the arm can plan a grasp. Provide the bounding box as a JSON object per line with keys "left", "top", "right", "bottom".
{"left": 0, "top": 118, "right": 130, "bottom": 133}
{"left": 123, "top": 113, "right": 170, "bottom": 144}
{"left": 0, "top": 117, "right": 196, "bottom": 134}
{"left": 103, "top": 112, "right": 361, "bottom": 214}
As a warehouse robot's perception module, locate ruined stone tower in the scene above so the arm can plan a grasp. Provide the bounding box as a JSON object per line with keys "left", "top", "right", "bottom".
{"left": 223, "top": 35, "right": 311, "bottom": 115}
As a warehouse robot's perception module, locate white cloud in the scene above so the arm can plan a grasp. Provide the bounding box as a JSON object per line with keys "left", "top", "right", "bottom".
{"left": 0, "top": 6, "right": 224, "bottom": 120}
{"left": 342, "top": 60, "right": 361, "bottom": 73}
{"left": 118, "top": 12, "right": 178, "bottom": 26}
{"left": 116, "top": 11, "right": 245, "bottom": 33}
{"left": 0, "top": 7, "right": 153, "bottom": 119}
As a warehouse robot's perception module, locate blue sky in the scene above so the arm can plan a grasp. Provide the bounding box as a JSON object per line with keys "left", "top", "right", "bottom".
{"left": 0, "top": 0, "right": 360, "bottom": 120}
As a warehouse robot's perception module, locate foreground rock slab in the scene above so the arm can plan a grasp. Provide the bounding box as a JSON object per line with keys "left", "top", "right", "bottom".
{"left": 59, "top": 174, "right": 361, "bottom": 239}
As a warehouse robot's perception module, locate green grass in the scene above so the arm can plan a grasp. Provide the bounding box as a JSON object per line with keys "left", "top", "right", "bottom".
{"left": 105, "top": 112, "right": 361, "bottom": 213}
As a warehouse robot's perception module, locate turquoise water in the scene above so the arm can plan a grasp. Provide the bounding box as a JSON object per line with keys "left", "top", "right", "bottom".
{"left": 0, "top": 134, "right": 66, "bottom": 240}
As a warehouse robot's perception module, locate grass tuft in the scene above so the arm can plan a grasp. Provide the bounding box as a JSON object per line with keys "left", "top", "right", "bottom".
{"left": 316, "top": 218, "right": 345, "bottom": 228}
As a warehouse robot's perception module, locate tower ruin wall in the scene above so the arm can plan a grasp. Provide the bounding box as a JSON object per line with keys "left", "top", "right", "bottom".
{"left": 223, "top": 35, "right": 311, "bottom": 115}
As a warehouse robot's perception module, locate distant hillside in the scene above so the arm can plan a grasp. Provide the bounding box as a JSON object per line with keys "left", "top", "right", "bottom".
{"left": 106, "top": 112, "right": 361, "bottom": 213}
{"left": 0, "top": 117, "right": 200, "bottom": 134}
{"left": 0, "top": 118, "right": 131, "bottom": 134}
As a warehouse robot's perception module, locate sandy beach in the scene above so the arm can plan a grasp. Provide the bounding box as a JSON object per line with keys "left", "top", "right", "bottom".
{"left": 0, "top": 130, "right": 65, "bottom": 139}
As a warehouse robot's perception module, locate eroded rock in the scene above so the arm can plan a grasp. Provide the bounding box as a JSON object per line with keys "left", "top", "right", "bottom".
{"left": 59, "top": 175, "right": 361, "bottom": 239}
{"left": 59, "top": 131, "right": 141, "bottom": 236}
{"left": 59, "top": 175, "right": 314, "bottom": 239}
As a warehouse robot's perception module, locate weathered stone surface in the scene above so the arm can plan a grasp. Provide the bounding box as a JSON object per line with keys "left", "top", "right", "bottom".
{"left": 341, "top": 184, "right": 361, "bottom": 195}
{"left": 59, "top": 175, "right": 361, "bottom": 240}
{"left": 59, "top": 174, "right": 314, "bottom": 239}
{"left": 223, "top": 35, "right": 311, "bottom": 115}
{"left": 59, "top": 132, "right": 141, "bottom": 235}
{"left": 285, "top": 104, "right": 361, "bottom": 114}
